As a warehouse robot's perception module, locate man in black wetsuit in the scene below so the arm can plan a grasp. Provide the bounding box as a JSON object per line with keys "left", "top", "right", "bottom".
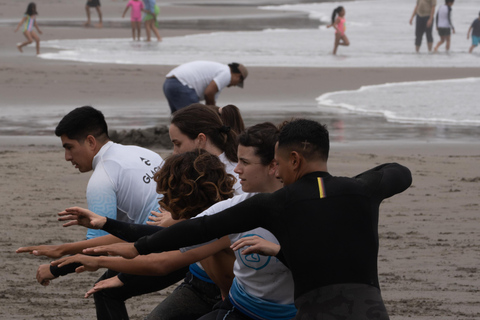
{"left": 71, "top": 119, "right": 412, "bottom": 319}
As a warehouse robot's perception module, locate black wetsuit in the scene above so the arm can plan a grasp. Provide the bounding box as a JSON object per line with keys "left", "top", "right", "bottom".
{"left": 134, "top": 163, "right": 412, "bottom": 319}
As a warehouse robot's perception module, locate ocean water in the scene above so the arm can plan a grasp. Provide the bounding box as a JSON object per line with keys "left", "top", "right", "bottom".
{"left": 5, "top": 0, "right": 480, "bottom": 139}
{"left": 39, "top": 0, "right": 480, "bottom": 68}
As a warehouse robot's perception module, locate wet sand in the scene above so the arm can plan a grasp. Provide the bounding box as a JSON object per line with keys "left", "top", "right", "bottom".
{"left": 1, "top": 0, "right": 479, "bottom": 319}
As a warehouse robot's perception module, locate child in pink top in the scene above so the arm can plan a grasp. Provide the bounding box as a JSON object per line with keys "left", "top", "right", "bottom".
{"left": 122, "top": 0, "right": 144, "bottom": 40}
{"left": 327, "top": 6, "right": 350, "bottom": 55}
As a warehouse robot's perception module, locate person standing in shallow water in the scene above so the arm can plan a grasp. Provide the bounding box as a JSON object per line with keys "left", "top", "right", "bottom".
{"left": 15, "top": 2, "right": 42, "bottom": 55}
{"left": 410, "top": 0, "right": 437, "bottom": 52}
{"left": 327, "top": 6, "right": 350, "bottom": 55}
{"left": 85, "top": 0, "right": 102, "bottom": 28}
{"left": 433, "top": 0, "right": 455, "bottom": 53}
{"left": 467, "top": 11, "right": 480, "bottom": 53}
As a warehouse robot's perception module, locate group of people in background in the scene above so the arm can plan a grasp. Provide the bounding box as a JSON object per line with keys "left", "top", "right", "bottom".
{"left": 14, "top": 1, "right": 480, "bottom": 55}
{"left": 14, "top": 0, "right": 161, "bottom": 55}
{"left": 410, "top": 0, "right": 480, "bottom": 53}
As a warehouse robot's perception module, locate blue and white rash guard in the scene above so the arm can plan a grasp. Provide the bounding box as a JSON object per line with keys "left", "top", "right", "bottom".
{"left": 86, "top": 141, "right": 163, "bottom": 239}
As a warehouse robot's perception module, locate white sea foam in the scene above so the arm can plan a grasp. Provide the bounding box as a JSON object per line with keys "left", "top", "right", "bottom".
{"left": 317, "top": 78, "right": 480, "bottom": 126}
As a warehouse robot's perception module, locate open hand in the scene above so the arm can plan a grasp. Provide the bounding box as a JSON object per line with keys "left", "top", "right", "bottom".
{"left": 85, "top": 276, "right": 124, "bottom": 298}
{"left": 147, "top": 208, "right": 180, "bottom": 227}
{"left": 83, "top": 242, "right": 139, "bottom": 259}
{"left": 58, "top": 207, "right": 107, "bottom": 229}
{"left": 16, "top": 244, "right": 64, "bottom": 259}
{"left": 52, "top": 254, "right": 101, "bottom": 272}
{"left": 230, "top": 236, "right": 280, "bottom": 257}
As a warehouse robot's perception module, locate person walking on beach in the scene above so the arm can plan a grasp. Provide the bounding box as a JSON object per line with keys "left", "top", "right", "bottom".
{"left": 71, "top": 119, "right": 412, "bottom": 319}
{"left": 467, "top": 11, "right": 480, "bottom": 53}
{"left": 410, "top": 0, "right": 437, "bottom": 52}
{"left": 122, "top": 0, "right": 144, "bottom": 41}
{"left": 327, "top": 6, "right": 350, "bottom": 55}
{"left": 14, "top": 2, "right": 42, "bottom": 55}
{"left": 143, "top": 0, "right": 161, "bottom": 42}
{"left": 434, "top": 0, "right": 455, "bottom": 53}
{"left": 163, "top": 61, "right": 248, "bottom": 113}
{"left": 85, "top": 0, "right": 102, "bottom": 28}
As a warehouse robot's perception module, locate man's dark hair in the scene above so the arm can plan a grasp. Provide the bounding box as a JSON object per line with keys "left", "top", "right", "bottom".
{"left": 278, "top": 119, "right": 329, "bottom": 161}
{"left": 55, "top": 106, "right": 109, "bottom": 142}
{"left": 228, "top": 63, "right": 242, "bottom": 74}
{"left": 238, "top": 122, "right": 279, "bottom": 166}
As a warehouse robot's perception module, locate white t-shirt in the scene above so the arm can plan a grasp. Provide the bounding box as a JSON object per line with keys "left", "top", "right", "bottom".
{"left": 436, "top": 5, "right": 452, "bottom": 29}
{"left": 86, "top": 142, "right": 163, "bottom": 239}
{"left": 166, "top": 61, "right": 232, "bottom": 101}
{"left": 188, "top": 193, "right": 294, "bottom": 305}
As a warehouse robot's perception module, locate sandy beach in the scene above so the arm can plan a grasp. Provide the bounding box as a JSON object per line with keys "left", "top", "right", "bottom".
{"left": 1, "top": 0, "right": 479, "bottom": 319}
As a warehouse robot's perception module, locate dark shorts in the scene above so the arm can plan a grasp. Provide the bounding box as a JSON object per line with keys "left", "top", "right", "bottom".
{"left": 438, "top": 28, "right": 451, "bottom": 37}
{"left": 86, "top": 0, "right": 101, "bottom": 7}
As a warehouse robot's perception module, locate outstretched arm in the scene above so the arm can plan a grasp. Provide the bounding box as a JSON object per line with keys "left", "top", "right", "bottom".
{"left": 17, "top": 234, "right": 123, "bottom": 258}
{"left": 355, "top": 163, "right": 412, "bottom": 200}
{"left": 134, "top": 193, "right": 276, "bottom": 256}
{"left": 54, "top": 237, "right": 231, "bottom": 276}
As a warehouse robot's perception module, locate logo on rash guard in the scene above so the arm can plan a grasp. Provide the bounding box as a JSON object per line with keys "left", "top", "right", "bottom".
{"left": 141, "top": 157, "right": 160, "bottom": 184}
{"left": 143, "top": 166, "right": 160, "bottom": 184}
{"left": 237, "top": 234, "right": 271, "bottom": 270}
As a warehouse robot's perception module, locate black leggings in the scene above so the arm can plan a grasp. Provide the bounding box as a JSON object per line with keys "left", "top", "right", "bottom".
{"left": 415, "top": 14, "right": 434, "bottom": 47}
{"left": 93, "top": 267, "right": 189, "bottom": 320}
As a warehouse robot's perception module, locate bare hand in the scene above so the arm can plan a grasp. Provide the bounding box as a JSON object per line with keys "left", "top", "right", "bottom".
{"left": 36, "top": 264, "right": 57, "bottom": 286}
{"left": 427, "top": 19, "right": 433, "bottom": 28}
{"left": 230, "top": 236, "right": 281, "bottom": 257}
{"left": 58, "top": 207, "right": 107, "bottom": 229}
{"left": 83, "top": 242, "right": 139, "bottom": 259}
{"left": 52, "top": 254, "right": 101, "bottom": 272}
{"left": 147, "top": 208, "right": 179, "bottom": 227}
{"left": 85, "top": 276, "right": 124, "bottom": 298}
{"left": 16, "top": 245, "right": 64, "bottom": 259}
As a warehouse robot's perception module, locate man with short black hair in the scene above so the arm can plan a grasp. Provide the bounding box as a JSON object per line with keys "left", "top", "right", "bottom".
{"left": 55, "top": 106, "right": 163, "bottom": 239}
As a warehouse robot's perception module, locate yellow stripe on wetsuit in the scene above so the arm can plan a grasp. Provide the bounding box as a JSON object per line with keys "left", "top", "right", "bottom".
{"left": 317, "top": 177, "right": 326, "bottom": 199}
